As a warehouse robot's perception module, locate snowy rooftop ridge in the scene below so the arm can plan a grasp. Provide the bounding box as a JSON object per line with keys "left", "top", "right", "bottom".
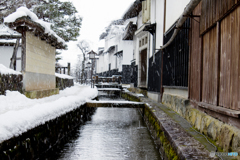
{"left": 0, "top": 64, "right": 22, "bottom": 75}
{"left": 55, "top": 73, "right": 74, "bottom": 79}
{"left": 4, "top": 7, "right": 65, "bottom": 46}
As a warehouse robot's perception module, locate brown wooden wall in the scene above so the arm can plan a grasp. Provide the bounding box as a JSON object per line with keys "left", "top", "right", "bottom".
{"left": 202, "top": 26, "right": 218, "bottom": 105}
{"left": 190, "top": 2, "right": 240, "bottom": 111}
{"left": 200, "top": 0, "right": 240, "bottom": 35}
{"left": 189, "top": 2, "right": 202, "bottom": 102}
{"left": 219, "top": 6, "right": 240, "bottom": 110}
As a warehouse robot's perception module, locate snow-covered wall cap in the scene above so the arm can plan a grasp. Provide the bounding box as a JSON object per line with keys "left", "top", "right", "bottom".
{"left": 55, "top": 73, "right": 74, "bottom": 79}
{"left": 4, "top": 7, "right": 66, "bottom": 48}
{"left": 0, "top": 64, "right": 22, "bottom": 75}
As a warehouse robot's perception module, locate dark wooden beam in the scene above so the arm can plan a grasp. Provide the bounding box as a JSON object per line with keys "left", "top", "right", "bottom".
{"left": 10, "top": 38, "right": 20, "bottom": 70}
{"left": 86, "top": 101, "right": 145, "bottom": 108}
{"left": 198, "top": 102, "right": 240, "bottom": 118}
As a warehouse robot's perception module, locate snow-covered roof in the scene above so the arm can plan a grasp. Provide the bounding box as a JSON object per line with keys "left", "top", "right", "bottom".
{"left": 109, "top": 25, "right": 126, "bottom": 36}
{"left": 122, "top": 1, "right": 142, "bottom": 20}
{"left": 124, "top": 17, "right": 138, "bottom": 25}
{"left": 4, "top": 7, "right": 66, "bottom": 49}
{"left": 0, "top": 39, "right": 16, "bottom": 44}
{"left": 0, "top": 23, "right": 21, "bottom": 39}
{"left": 55, "top": 73, "right": 74, "bottom": 79}
{"left": 0, "top": 64, "right": 21, "bottom": 75}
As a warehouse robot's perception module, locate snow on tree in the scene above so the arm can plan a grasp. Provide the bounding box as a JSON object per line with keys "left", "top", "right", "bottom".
{"left": 76, "top": 40, "right": 92, "bottom": 84}
{"left": 1, "top": 0, "right": 82, "bottom": 43}
{"left": 33, "top": 0, "right": 82, "bottom": 42}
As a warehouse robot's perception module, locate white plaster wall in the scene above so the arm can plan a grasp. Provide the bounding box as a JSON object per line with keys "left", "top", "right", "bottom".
{"left": 165, "top": 0, "right": 190, "bottom": 31}
{"left": 119, "top": 41, "right": 133, "bottom": 65}
{"left": 24, "top": 31, "right": 56, "bottom": 91}
{"left": 26, "top": 32, "right": 56, "bottom": 75}
{"left": 156, "top": 0, "right": 164, "bottom": 47}
{"left": 0, "top": 46, "right": 21, "bottom": 72}
{"left": 137, "top": 11, "right": 143, "bottom": 30}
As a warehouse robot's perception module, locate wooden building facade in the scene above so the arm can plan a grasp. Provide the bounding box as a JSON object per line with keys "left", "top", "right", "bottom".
{"left": 189, "top": 0, "right": 240, "bottom": 127}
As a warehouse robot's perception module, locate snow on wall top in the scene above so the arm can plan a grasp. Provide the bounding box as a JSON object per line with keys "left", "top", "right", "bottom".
{"left": 4, "top": 7, "right": 65, "bottom": 45}
{"left": 0, "top": 24, "right": 21, "bottom": 37}
{"left": 0, "top": 64, "right": 22, "bottom": 75}
{"left": 55, "top": 73, "right": 74, "bottom": 79}
{"left": 0, "top": 85, "right": 98, "bottom": 143}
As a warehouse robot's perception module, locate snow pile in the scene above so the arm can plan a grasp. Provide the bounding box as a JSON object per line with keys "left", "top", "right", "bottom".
{"left": 4, "top": 7, "right": 65, "bottom": 45}
{"left": 0, "top": 64, "right": 21, "bottom": 75}
{"left": 0, "top": 84, "right": 98, "bottom": 143}
{"left": 136, "top": 94, "right": 144, "bottom": 97}
{"left": 55, "top": 73, "right": 74, "bottom": 79}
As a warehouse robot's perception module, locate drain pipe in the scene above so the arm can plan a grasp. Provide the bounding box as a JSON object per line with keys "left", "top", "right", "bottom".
{"left": 160, "top": 0, "right": 201, "bottom": 50}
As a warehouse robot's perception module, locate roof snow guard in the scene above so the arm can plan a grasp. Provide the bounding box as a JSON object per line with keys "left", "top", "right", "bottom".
{"left": 4, "top": 7, "right": 66, "bottom": 49}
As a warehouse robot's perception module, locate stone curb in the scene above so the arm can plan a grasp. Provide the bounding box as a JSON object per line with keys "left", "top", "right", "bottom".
{"left": 122, "top": 91, "right": 218, "bottom": 160}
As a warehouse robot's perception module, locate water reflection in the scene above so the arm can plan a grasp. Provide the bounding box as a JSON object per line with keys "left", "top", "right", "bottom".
{"left": 57, "top": 96, "right": 161, "bottom": 160}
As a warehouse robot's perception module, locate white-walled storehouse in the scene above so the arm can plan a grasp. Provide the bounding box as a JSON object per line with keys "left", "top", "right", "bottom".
{"left": 129, "top": 0, "right": 191, "bottom": 102}
{"left": 3, "top": 7, "right": 66, "bottom": 98}
{"left": 96, "top": 20, "right": 135, "bottom": 84}
{"left": 96, "top": 1, "right": 142, "bottom": 84}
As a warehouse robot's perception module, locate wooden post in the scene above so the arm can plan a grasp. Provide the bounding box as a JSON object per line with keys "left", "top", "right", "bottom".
{"left": 216, "top": 21, "right": 221, "bottom": 106}
{"left": 16, "top": 26, "right": 27, "bottom": 73}
{"left": 67, "top": 63, "right": 70, "bottom": 75}
{"left": 10, "top": 38, "right": 20, "bottom": 70}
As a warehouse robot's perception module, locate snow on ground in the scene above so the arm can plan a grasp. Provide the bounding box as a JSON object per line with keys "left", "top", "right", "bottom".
{"left": 136, "top": 94, "right": 144, "bottom": 97}
{"left": 55, "top": 73, "right": 74, "bottom": 79}
{"left": 0, "top": 64, "right": 21, "bottom": 75}
{"left": 4, "top": 7, "right": 65, "bottom": 45}
{"left": 0, "top": 84, "right": 98, "bottom": 143}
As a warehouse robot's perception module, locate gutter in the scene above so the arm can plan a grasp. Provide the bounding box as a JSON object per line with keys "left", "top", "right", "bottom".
{"left": 160, "top": 0, "right": 201, "bottom": 50}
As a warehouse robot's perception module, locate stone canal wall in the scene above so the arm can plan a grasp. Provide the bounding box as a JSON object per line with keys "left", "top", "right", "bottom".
{"left": 0, "top": 104, "right": 96, "bottom": 159}
{"left": 162, "top": 93, "right": 240, "bottom": 155}
{"left": 0, "top": 74, "right": 23, "bottom": 95}
{"left": 0, "top": 73, "right": 73, "bottom": 96}
{"left": 56, "top": 76, "right": 74, "bottom": 90}
{"left": 121, "top": 92, "right": 217, "bottom": 160}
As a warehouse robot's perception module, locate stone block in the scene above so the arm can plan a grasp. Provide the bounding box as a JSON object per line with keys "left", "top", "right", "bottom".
{"left": 25, "top": 88, "right": 59, "bottom": 99}
{"left": 219, "top": 125, "right": 234, "bottom": 152}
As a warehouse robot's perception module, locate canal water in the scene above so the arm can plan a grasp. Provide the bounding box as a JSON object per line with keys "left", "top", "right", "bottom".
{"left": 47, "top": 93, "right": 161, "bottom": 160}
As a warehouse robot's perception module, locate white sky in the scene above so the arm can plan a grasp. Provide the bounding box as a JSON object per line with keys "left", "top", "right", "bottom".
{"left": 58, "top": 0, "right": 136, "bottom": 68}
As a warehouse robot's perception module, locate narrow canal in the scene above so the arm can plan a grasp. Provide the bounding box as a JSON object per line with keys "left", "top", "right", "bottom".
{"left": 46, "top": 92, "right": 161, "bottom": 160}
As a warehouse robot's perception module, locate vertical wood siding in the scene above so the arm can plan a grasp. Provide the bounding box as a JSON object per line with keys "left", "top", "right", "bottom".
{"left": 202, "top": 26, "right": 218, "bottom": 105}
{"left": 191, "top": 3, "right": 240, "bottom": 111}
{"left": 219, "top": 6, "right": 240, "bottom": 110}
{"left": 200, "top": 0, "right": 240, "bottom": 34}
{"left": 189, "top": 2, "right": 202, "bottom": 101}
